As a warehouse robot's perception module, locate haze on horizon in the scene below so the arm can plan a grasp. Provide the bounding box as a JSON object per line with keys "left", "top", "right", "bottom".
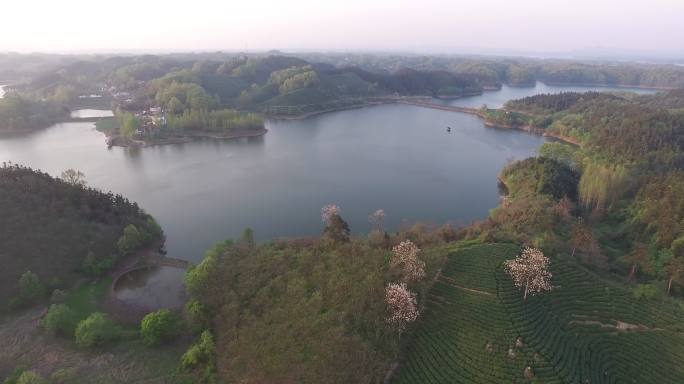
{"left": 3, "top": 0, "right": 684, "bottom": 57}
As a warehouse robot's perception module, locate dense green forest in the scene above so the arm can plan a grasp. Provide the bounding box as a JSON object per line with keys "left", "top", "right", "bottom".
{"left": 0, "top": 164, "right": 162, "bottom": 310}
{"left": 298, "top": 52, "right": 684, "bottom": 88}
{"left": 182, "top": 212, "right": 457, "bottom": 383}
{"left": 0, "top": 96, "right": 68, "bottom": 132}
{"left": 478, "top": 90, "right": 684, "bottom": 282}
{"left": 121, "top": 55, "right": 483, "bottom": 117}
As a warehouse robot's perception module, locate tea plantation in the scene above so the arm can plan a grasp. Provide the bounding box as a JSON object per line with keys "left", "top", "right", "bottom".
{"left": 394, "top": 243, "right": 684, "bottom": 383}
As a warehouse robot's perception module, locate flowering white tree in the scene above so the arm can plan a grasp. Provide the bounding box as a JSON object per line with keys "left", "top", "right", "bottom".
{"left": 321, "top": 204, "right": 341, "bottom": 224}
{"left": 369, "top": 209, "right": 386, "bottom": 232}
{"left": 504, "top": 247, "right": 553, "bottom": 302}
{"left": 391, "top": 240, "right": 426, "bottom": 283}
{"left": 385, "top": 282, "right": 418, "bottom": 331}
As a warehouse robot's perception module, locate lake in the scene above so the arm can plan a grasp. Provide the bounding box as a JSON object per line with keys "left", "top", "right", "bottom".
{"left": 0, "top": 104, "right": 545, "bottom": 262}
{"left": 114, "top": 266, "right": 187, "bottom": 309}
{"left": 433, "top": 82, "right": 655, "bottom": 108}
{"left": 0, "top": 82, "right": 656, "bottom": 310}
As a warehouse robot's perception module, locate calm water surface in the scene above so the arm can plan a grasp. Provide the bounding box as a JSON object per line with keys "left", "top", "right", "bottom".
{"left": 114, "top": 266, "right": 186, "bottom": 308}
{"left": 70, "top": 109, "right": 114, "bottom": 118}
{"left": 0, "top": 83, "right": 654, "bottom": 309}
{"left": 0, "top": 105, "right": 544, "bottom": 262}
{"left": 434, "top": 82, "right": 655, "bottom": 108}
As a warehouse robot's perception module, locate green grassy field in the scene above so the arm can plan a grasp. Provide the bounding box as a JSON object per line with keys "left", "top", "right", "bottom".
{"left": 394, "top": 243, "right": 684, "bottom": 384}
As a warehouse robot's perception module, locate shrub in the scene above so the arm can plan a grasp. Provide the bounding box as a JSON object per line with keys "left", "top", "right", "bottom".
{"left": 46, "top": 277, "right": 64, "bottom": 291}
{"left": 81, "top": 252, "right": 115, "bottom": 277}
{"left": 8, "top": 297, "right": 25, "bottom": 310}
{"left": 117, "top": 224, "right": 143, "bottom": 255}
{"left": 140, "top": 309, "right": 181, "bottom": 346}
{"left": 19, "top": 271, "right": 44, "bottom": 302}
{"left": 50, "top": 289, "right": 66, "bottom": 304}
{"left": 186, "top": 300, "right": 210, "bottom": 333}
{"left": 185, "top": 242, "right": 230, "bottom": 297}
{"left": 323, "top": 214, "right": 350, "bottom": 244}
{"left": 240, "top": 227, "right": 255, "bottom": 247}
{"left": 15, "top": 371, "right": 46, "bottom": 384}
{"left": 633, "top": 284, "right": 659, "bottom": 300}
{"left": 181, "top": 330, "right": 215, "bottom": 370}
{"left": 41, "top": 304, "right": 76, "bottom": 336}
{"left": 145, "top": 216, "right": 163, "bottom": 240}
{"left": 74, "top": 312, "right": 119, "bottom": 348}
{"left": 49, "top": 368, "right": 75, "bottom": 384}
{"left": 2, "top": 366, "right": 27, "bottom": 384}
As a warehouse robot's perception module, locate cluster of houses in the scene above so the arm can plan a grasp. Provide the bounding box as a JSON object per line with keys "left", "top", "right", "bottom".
{"left": 103, "top": 84, "right": 169, "bottom": 141}
{"left": 109, "top": 88, "right": 133, "bottom": 104}
{"left": 134, "top": 106, "right": 168, "bottom": 138}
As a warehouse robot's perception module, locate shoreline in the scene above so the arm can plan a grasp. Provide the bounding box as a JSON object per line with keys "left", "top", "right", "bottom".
{"left": 539, "top": 81, "right": 675, "bottom": 91}
{"left": 484, "top": 120, "right": 582, "bottom": 146}
{"left": 393, "top": 99, "right": 583, "bottom": 147}
{"left": 107, "top": 127, "right": 268, "bottom": 148}
{"left": 265, "top": 95, "right": 439, "bottom": 121}
{"left": 266, "top": 101, "right": 392, "bottom": 120}
{"left": 266, "top": 95, "right": 583, "bottom": 147}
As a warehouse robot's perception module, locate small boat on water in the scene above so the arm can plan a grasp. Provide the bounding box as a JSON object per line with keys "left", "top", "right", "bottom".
{"left": 447, "top": 126, "right": 452, "bottom": 132}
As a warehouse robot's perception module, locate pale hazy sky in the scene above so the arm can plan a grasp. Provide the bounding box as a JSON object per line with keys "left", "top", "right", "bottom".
{"left": 3, "top": 0, "right": 684, "bottom": 54}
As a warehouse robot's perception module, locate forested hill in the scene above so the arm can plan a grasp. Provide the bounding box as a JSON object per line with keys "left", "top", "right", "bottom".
{"left": 119, "top": 55, "right": 483, "bottom": 116}
{"left": 295, "top": 52, "right": 684, "bottom": 88}
{"left": 5, "top": 53, "right": 684, "bottom": 125}
{"left": 502, "top": 90, "right": 684, "bottom": 170}
{"left": 481, "top": 89, "right": 684, "bottom": 286}
{"left": 0, "top": 164, "right": 162, "bottom": 310}
{"left": 0, "top": 96, "right": 69, "bottom": 132}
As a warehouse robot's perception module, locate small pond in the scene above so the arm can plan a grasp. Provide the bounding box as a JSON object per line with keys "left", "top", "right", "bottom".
{"left": 113, "top": 266, "right": 187, "bottom": 310}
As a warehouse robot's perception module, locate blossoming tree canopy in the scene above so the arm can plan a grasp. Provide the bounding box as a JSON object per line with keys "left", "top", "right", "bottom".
{"left": 369, "top": 209, "right": 386, "bottom": 231}
{"left": 391, "top": 240, "right": 426, "bottom": 283}
{"left": 321, "top": 204, "right": 341, "bottom": 224}
{"left": 504, "top": 247, "right": 553, "bottom": 302}
{"left": 385, "top": 282, "right": 418, "bottom": 331}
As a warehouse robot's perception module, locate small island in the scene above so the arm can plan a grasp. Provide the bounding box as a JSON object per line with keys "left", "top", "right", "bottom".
{"left": 96, "top": 108, "right": 266, "bottom": 148}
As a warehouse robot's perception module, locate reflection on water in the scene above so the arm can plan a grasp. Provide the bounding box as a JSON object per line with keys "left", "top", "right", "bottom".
{"left": 114, "top": 266, "right": 187, "bottom": 309}
{"left": 0, "top": 84, "right": 653, "bottom": 265}
{"left": 70, "top": 109, "right": 114, "bottom": 118}
{"left": 0, "top": 105, "right": 545, "bottom": 263}
{"left": 433, "top": 82, "right": 657, "bottom": 109}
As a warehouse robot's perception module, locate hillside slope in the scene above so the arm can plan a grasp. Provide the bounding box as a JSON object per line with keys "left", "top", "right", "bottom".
{"left": 394, "top": 243, "right": 684, "bottom": 383}
{"left": 0, "top": 164, "right": 160, "bottom": 309}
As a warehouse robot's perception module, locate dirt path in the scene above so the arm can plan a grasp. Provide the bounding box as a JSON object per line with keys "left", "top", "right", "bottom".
{"left": 569, "top": 317, "right": 665, "bottom": 332}
{"left": 438, "top": 275, "right": 495, "bottom": 296}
